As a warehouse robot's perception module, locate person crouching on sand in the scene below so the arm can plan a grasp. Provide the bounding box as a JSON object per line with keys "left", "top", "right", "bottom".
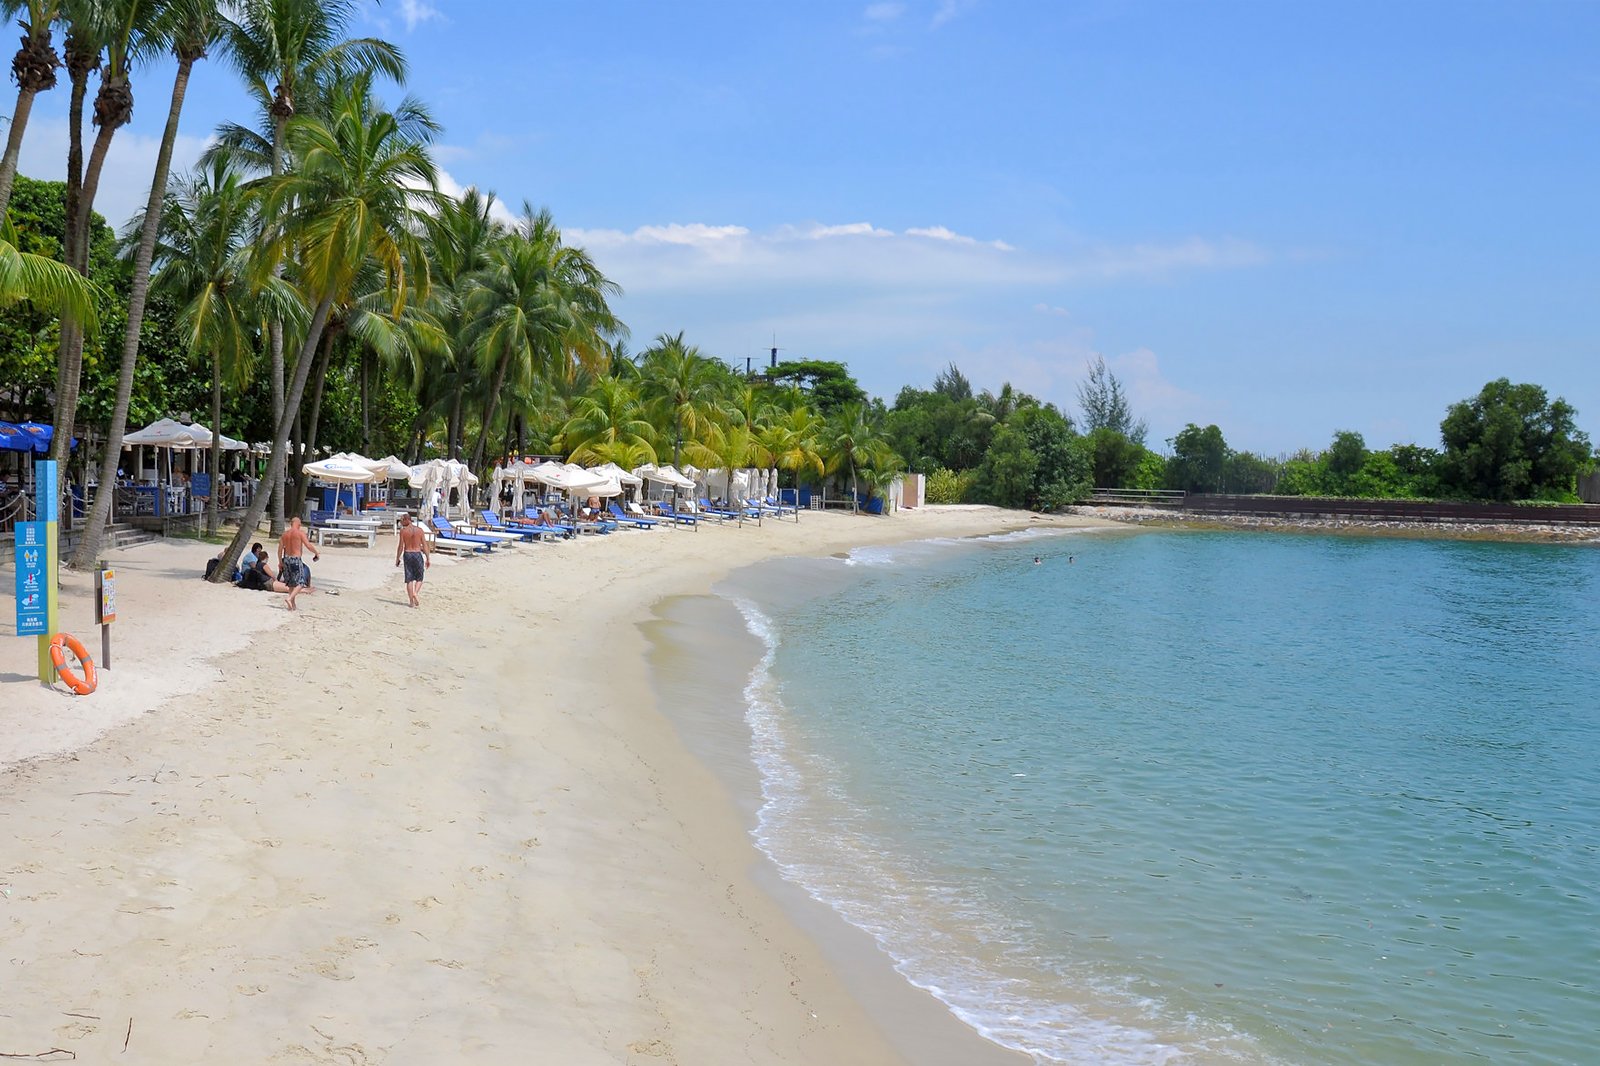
{"left": 396, "top": 513, "right": 431, "bottom": 608}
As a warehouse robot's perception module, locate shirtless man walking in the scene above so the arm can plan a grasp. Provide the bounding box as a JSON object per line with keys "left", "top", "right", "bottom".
{"left": 395, "top": 513, "right": 431, "bottom": 607}
{"left": 278, "top": 516, "right": 320, "bottom": 592}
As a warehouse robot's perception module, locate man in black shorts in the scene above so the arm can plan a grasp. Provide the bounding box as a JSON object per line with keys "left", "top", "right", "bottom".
{"left": 395, "top": 513, "right": 431, "bottom": 608}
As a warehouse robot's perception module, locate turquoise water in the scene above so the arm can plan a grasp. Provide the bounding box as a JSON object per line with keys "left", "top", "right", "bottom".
{"left": 717, "top": 528, "right": 1600, "bottom": 1065}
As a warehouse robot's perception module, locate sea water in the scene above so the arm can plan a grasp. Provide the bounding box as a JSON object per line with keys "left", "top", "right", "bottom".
{"left": 708, "top": 528, "right": 1600, "bottom": 1065}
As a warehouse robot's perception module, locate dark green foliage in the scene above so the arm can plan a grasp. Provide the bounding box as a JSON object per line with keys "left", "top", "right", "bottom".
{"left": 1087, "top": 427, "right": 1143, "bottom": 488}
{"left": 1437, "top": 379, "right": 1591, "bottom": 501}
{"left": 763, "top": 358, "right": 866, "bottom": 415}
{"left": 1223, "top": 450, "right": 1280, "bottom": 494}
{"left": 1166, "top": 423, "right": 1227, "bottom": 492}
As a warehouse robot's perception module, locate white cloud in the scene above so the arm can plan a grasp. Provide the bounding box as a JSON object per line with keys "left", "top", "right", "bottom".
{"left": 863, "top": 2, "right": 906, "bottom": 21}
{"left": 1034, "top": 303, "right": 1071, "bottom": 317}
{"left": 931, "top": 0, "right": 978, "bottom": 29}
{"left": 398, "top": 0, "right": 442, "bottom": 31}
{"left": 429, "top": 166, "right": 520, "bottom": 227}
{"left": 906, "top": 224, "right": 1013, "bottom": 251}
{"left": 16, "top": 118, "right": 212, "bottom": 233}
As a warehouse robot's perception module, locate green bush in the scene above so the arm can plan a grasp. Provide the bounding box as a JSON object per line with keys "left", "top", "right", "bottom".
{"left": 925, "top": 466, "right": 975, "bottom": 504}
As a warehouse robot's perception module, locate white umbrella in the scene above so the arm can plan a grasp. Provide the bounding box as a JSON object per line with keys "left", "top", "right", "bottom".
{"left": 592, "top": 461, "right": 642, "bottom": 487}
{"left": 123, "top": 417, "right": 203, "bottom": 447}
{"left": 303, "top": 454, "right": 378, "bottom": 513}
{"left": 368, "top": 455, "right": 414, "bottom": 480}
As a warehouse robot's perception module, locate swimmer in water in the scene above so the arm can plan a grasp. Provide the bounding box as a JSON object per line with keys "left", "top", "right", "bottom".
{"left": 1034, "top": 556, "right": 1042, "bottom": 565}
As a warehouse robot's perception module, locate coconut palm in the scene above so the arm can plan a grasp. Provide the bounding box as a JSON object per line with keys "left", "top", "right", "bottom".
{"left": 417, "top": 185, "right": 503, "bottom": 458}
{"left": 71, "top": 0, "right": 231, "bottom": 567}
{"left": 0, "top": 0, "right": 62, "bottom": 217}
{"left": 822, "top": 402, "right": 900, "bottom": 513}
{"left": 139, "top": 152, "right": 302, "bottom": 534}
{"left": 0, "top": 216, "right": 99, "bottom": 320}
{"left": 560, "top": 377, "right": 655, "bottom": 465}
{"left": 685, "top": 415, "right": 759, "bottom": 514}
{"left": 758, "top": 405, "right": 826, "bottom": 516}
{"left": 219, "top": 0, "right": 405, "bottom": 532}
{"left": 462, "top": 205, "right": 623, "bottom": 470}
{"left": 203, "top": 74, "right": 438, "bottom": 582}
{"left": 639, "top": 331, "right": 720, "bottom": 470}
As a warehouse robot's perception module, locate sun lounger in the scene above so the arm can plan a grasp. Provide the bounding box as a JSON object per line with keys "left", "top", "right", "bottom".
{"left": 425, "top": 530, "right": 490, "bottom": 555}
{"left": 609, "top": 503, "right": 658, "bottom": 529}
{"left": 524, "top": 508, "right": 578, "bottom": 538}
{"left": 655, "top": 502, "right": 699, "bottom": 528}
{"left": 429, "top": 516, "right": 502, "bottom": 550}
{"left": 699, "top": 498, "right": 756, "bottom": 520}
{"left": 481, "top": 510, "right": 557, "bottom": 542}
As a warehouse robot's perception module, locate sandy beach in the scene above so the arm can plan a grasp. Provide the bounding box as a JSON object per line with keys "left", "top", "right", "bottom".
{"left": 1, "top": 505, "right": 1106, "bottom": 1064}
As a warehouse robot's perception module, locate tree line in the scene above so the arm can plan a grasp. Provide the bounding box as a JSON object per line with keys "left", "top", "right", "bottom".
{"left": 886, "top": 359, "right": 1595, "bottom": 507}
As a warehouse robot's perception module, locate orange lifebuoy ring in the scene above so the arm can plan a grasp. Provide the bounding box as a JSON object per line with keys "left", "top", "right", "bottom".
{"left": 49, "top": 632, "right": 97, "bottom": 696}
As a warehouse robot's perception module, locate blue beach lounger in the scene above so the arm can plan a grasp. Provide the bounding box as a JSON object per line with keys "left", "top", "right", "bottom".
{"left": 481, "top": 510, "right": 553, "bottom": 542}
{"left": 609, "top": 503, "right": 659, "bottom": 529}
{"left": 655, "top": 502, "right": 699, "bottom": 528}
{"left": 430, "top": 516, "right": 502, "bottom": 550}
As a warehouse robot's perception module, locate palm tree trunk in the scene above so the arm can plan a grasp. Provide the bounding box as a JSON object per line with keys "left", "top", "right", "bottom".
{"left": 290, "top": 331, "right": 336, "bottom": 518}
{"left": 0, "top": 85, "right": 41, "bottom": 218}
{"left": 47, "top": 54, "right": 93, "bottom": 475}
{"left": 207, "top": 352, "right": 222, "bottom": 536}
{"left": 209, "top": 295, "right": 335, "bottom": 583}
{"left": 359, "top": 348, "right": 370, "bottom": 451}
{"left": 71, "top": 59, "right": 194, "bottom": 570}
{"left": 473, "top": 350, "right": 514, "bottom": 469}
{"left": 267, "top": 115, "right": 288, "bottom": 535}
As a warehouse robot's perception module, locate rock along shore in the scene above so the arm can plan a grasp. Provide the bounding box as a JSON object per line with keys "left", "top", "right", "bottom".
{"left": 1067, "top": 504, "right": 1600, "bottom": 544}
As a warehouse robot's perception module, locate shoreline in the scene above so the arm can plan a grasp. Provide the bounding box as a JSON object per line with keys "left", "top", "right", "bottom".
{"left": 1, "top": 505, "right": 1099, "bottom": 1062}
{"left": 1070, "top": 503, "right": 1600, "bottom": 544}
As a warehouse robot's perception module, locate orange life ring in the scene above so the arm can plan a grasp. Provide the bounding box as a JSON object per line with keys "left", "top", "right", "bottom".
{"left": 49, "top": 632, "right": 97, "bottom": 696}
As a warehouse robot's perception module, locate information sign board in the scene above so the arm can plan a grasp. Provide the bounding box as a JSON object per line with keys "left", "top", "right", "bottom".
{"left": 14, "top": 521, "right": 47, "bottom": 636}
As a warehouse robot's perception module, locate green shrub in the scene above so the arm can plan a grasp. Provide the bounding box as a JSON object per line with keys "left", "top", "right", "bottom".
{"left": 925, "top": 466, "right": 975, "bottom": 504}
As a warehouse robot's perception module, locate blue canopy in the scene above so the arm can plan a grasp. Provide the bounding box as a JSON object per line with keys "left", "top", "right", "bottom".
{"left": 0, "top": 422, "right": 34, "bottom": 452}
{"left": 9, "top": 421, "right": 74, "bottom": 453}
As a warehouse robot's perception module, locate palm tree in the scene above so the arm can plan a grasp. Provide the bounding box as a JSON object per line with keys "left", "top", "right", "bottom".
{"left": 204, "top": 73, "right": 438, "bottom": 582}
{"left": 0, "top": 216, "right": 99, "bottom": 320}
{"left": 418, "top": 186, "right": 502, "bottom": 458}
{"left": 758, "top": 404, "right": 825, "bottom": 518}
{"left": 0, "top": 0, "right": 62, "bottom": 216}
{"left": 220, "top": 0, "right": 405, "bottom": 533}
{"left": 72, "top": 0, "right": 229, "bottom": 568}
{"left": 462, "top": 205, "right": 622, "bottom": 470}
{"left": 139, "top": 152, "right": 301, "bottom": 534}
{"left": 822, "top": 402, "right": 900, "bottom": 513}
{"left": 686, "top": 414, "right": 759, "bottom": 519}
{"left": 639, "top": 331, "right": 720, "bottom": 470}
{"left": 560, "top": 377, "right": 655, "bottom": 465}
{"left": 55, "top": 0, "right": 174, "bottom": 459}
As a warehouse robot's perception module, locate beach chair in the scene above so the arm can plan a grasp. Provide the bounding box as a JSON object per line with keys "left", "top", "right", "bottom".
{"left": 481, "top": 510, "right": 556, "bottom": 542}
{"left": 609, "top": 503, "right": 659, "bottom": 529}
{"left": 699, "top": 498, "right": 755, "bottom": 521}
{"left": 656, "top": 502, "right": 700, "bottom": 528}
{"left": 764, "top": 495, "right": 798, "bottom": 515}
{"left": 429, "top": 516, "right": 502, "bottom": 550}
{"left": 526, "top": 508, "right": 578, "bottom": 538}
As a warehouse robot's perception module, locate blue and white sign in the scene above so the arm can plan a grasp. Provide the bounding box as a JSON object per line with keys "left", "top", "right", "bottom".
{"left": 14, "top": 520, "right": 47, "bottom": 636}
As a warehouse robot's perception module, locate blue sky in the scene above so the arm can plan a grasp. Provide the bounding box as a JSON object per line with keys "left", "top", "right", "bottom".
{"left": 15, "top": 1, "right": 1599, "bottom": 454}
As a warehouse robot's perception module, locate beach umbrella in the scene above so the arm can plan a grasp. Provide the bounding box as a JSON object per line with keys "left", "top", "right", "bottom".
{"left": 124, "top": 417, "right": 204, "bottom": 447}
{"left": 0, "top": 422, "right": 32, "bottom": 452}
{"left": 367, "top": 455, "right": 414, "bottom": 480}
{"left": 302, "top": 453, "right": 378, "bottom": 512}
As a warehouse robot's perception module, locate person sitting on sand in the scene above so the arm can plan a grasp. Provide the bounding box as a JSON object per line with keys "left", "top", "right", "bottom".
{"left": 237, "top": 545, "right": 302, "bottom": 608}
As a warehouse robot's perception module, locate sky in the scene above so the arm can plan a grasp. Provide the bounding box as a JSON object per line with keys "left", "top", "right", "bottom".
{"left": 13, "top": 0, "right": 1600, "bottom": 455}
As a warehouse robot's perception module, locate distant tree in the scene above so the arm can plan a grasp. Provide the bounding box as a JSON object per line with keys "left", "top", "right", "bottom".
{"left": 764, "top": 358, "right": 865, "bottom": 415}
{"left": 1167, "top": 423, "right": 1227, "bottom": 493}
{"left": 1087, "top": 427, "right": 1143, "bottom": 488}
{"left": 1223, "top": 450, "right": 1280, "bottom": 494}
{"left": 975, "top": 421, "right": 1037, "bottom": 509}
{"left": 1438, "top": 378, "right": 1591, "bottom": 501}
{"left": 1020, "top": 407, "right": 1092, "bottom": 509}
{"left": 1076, "top": 354, "right": 1146, "bottom": 444}
{"left": 932, "top": 361, "right": 971, "bottom": 402}
{"left": 1324, "top": 432, "right": 1363, "bottom": 480}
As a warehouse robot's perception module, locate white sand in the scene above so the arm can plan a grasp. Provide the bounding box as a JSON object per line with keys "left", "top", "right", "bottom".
{"left": 1, "top": 506, "right": 1107, "bottom": 1063}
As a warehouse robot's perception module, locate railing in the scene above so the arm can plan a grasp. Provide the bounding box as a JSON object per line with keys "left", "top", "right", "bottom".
{"left": 1087, "top": 488, "right": 1186, "bottom": 507}
{"left": 0, "top": 489, "right": 32, "bottom": 536}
